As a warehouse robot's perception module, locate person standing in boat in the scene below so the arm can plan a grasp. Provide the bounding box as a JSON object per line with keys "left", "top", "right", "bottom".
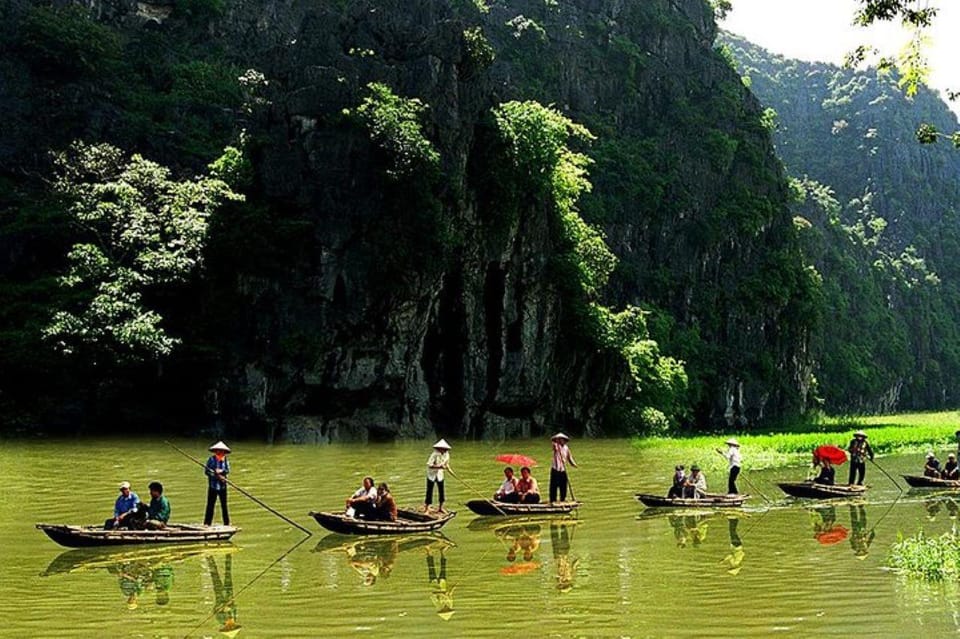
{"left": 716, "top": 438, "right": 742, "bottom": 494}
{"left": 516, "top": 466, "right": 541, "bottom": 503}
{"left": 943, "top": 453, "right": 959, "bottom": 480}
{"left": 105, "top": 481, "right": 141, "bottom": 530}
{"left": 924, "top": 451, "right": 942, "bottom": 478}
{"left": 204, "top": 441, "right": 231, "bottom": 526}
{"left": 846, "top": 431, "right": 874, "bottom": 486}
{"left": 143, "top": 481, "right": 171, "bottom": 530}
{"left": 683, "top": 465, "right": 707, "bottom": 498}
{"left": 550, "top": 432, "right": 578, "bottom": 503}
{"left": 346, "top": 476, "right": 377, "bottom": 519}
{"left": 424, "top": 439, "right": 451, "bottom": 514}
{"left": 493, "top": 466, "right": 519, "bottom": 503}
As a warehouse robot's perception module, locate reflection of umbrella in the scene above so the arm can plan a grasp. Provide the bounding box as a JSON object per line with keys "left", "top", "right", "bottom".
{"left": 495, "top": 454, "right": 538, "bottom": 467}
{"left": 499, "top": 561, "right": 541, "bottom": 576}
{"left": 814, "top": 445, "right": 848, "bottom": 465}
{"left": 815, "top": 525, "right": 849, "bottom": 545}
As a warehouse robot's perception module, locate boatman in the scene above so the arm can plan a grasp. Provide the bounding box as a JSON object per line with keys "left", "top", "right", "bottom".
{"left": 550, "top": 432, "right": 577, "bottom": 503}
{"left": 105, "top": 481, "right": 141, "bottom": 530}
{"left": 204, "top": 441, "right": 231, "bottom": 526}
{"left": 716, "top": 438, "right": 742, "bottom": 494}
{"left": 846, "top": 430, "right": 874, "bottom": 486}
{"left": 424, "top": 439, "right": 451, "bottom": 514}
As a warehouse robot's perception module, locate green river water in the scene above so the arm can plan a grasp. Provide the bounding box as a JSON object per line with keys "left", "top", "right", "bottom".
{"left": 2, "top": 438, "right": 959, "bottom": 638}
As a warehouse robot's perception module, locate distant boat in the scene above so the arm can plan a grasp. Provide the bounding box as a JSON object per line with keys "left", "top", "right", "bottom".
{"left": 777, "top": 482, "right": 868, "bottom": 500}
{"left": 902, "top": 474, "right": 960, "bottom": 489}
{"left": 36, "top": 523, "right": 238, "bottom": 548}
{"left": 635, "top": 493, "right": 750, "bottom": 508}
{"left": 308, "top": 509, "right": 455, "bottom": 535}
{"left": 465, "top": 499, "right": 580, "bottom": 516}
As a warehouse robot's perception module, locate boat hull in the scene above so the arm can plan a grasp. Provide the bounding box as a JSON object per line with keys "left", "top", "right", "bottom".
{"left": 902, "top": 474, "right": 960, "bottom": 489}
{"left": 309, "top": 509, "right": 455, "bottom": 535}
{"left": 777, "top": 482, "right": 868, "bottom": 499}
{"left": 36, "top": 523, "right": 238, "bottom": 548}
{"left": 465, "top": 499, "right": 580, "bottom": 516}
{"left": 635, "top": 493, "right": 749, "bottom": 508}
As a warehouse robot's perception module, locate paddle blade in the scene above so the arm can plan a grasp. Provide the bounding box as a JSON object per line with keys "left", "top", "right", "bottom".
{"left": 495, "top": 454, "right": 538, "bottom": 467}
{"left": 814, "top": 445, "right": 848, "bottom": 466}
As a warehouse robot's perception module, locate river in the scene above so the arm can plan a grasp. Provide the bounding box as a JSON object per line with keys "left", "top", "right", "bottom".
{"left": 1, "top": 438, "right": 958, "bottom": 637}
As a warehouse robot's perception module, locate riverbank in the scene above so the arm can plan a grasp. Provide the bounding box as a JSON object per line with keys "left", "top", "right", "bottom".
{"left": 633, "top": 410, "right": 960, "bottom": 473}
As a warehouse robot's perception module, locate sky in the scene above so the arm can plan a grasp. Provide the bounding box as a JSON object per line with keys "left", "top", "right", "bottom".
{"left": 721, "top": 0, "right": 960, "bottom": 115}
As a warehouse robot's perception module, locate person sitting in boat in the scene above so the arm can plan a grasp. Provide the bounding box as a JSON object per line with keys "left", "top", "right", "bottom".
{"left": 667, "top": 465, "right": 686, "bottom": 498}
{"left": 813, "top": 459, "right": 835, "bottom": 486}
{"left": 942, "top": 453, "right": 959, "bottom": 480}
{"left": 516, "top": 466, "right": 541, "bottom": 503}
{"left": 494, "top": 467, "right": 519, "bottom": 503}
{"left": 105, "top": 481, "right": 142, "bottom": 530}
{"left": 143, "top": 481, "right": 171, "bottom": 530}
{"left": 346, "top": 476, "right": 377, "bottom": 519}
{"left": 924, "top": 451, "right": 942, "bottom": 478}
{"left": 372, "top": 483, "right": 398, "bottom": 522}
{"left": 682, "top": 465, "right": 707, "bottom": 498}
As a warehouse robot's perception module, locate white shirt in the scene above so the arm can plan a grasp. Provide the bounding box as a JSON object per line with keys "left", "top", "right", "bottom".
{"left": 497, "top": 477, "right": 517, "bottom": 496}
{"left": 426, "top": 450, "right": 449, "bottom": 482}
{"left": 724, "top": 447, "right": 742, "bottom": 469}
{"left": 351, "top": 485, "right": 376, "bottom": 501}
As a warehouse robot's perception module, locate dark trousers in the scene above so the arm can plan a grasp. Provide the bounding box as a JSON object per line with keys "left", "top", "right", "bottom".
{"left": 728, "top": 466, "right": 741, "bottom": 494}
{"left": 205, "top": 487, "right": 229, "bottom": 525}
{"left": 425, "top": 479, "right": 445, "bottom": 505}
{"left": 520, "top": 493, "right": 541, "bottom": 504}
{"left": 105, "top": 505, "right": 145, "bottom": 530}
{"left": 848, "top": 461, "right": 866, "bottom": 485}
{"left": 494, "top": 492, "right": 520, "bottom": 503}
{"left": 550, "top": 469, "right": 568, "bottom": 502}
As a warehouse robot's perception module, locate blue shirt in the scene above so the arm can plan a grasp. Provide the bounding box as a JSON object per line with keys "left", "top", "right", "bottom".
{"left": 205, "top": 455, "right": 230, "bottom": 491}
{"left": 113, "top": 491, "right": 140, "bottom": 518}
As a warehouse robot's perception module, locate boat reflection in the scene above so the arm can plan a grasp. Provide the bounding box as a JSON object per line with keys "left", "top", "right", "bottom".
{"left": 313, "top": 533, "right": 455, "bottom": 587}
{"left": 921, "top": 495, "right": 960, "bottom": 521}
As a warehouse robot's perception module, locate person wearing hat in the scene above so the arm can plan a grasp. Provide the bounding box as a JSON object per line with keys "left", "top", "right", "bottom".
{"left": 683, "top": 465, "right": 707, "bottom": 498}
{"left": 204, "top": 441, "right": 231, "bottom": 526}
{"left": 716, "top": 438, "right": 742, "bottom": 494}
{"left": 923, "top": 451, "right": 942, "bottom": 478}
{"left": 846, "top": 431, "right": 874, "bottom": 486}
{"left": 549, "top": 433, "right": 578, "bottom": 503}
{"left": 423, "top": 439, "right": 451, "bottom": 514}
{"left": 942, "top": 452, "right": 959, "bottom": 480}
{"left": 105, "top": 481, "right": 141, "bottom": 530}
{"left": 667, "top": 464, "right": 686, "bottom": 498}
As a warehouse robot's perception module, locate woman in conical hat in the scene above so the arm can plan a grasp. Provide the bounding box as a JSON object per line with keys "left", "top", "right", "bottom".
{"left": 424, "top": 438, "right": 452, "bottom": 514}
{"left": 549, "top": 432, "right": 577, "bottom": 503}
{"left": 204, "top": 441, "right": 231, "bottom": 526}
{"left": 716, "top": 438, "right": 742, "bottom": 494}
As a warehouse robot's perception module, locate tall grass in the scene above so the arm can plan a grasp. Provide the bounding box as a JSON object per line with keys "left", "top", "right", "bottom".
{"left": 889, "top": 530, "right": 960, "bottom": 580}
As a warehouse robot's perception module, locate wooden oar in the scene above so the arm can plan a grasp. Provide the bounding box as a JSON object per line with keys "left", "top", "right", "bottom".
{"left": 869, "top": 457, "right": 903, "bottom": 493}
{"left": 165, "top": 441, "right": 312, "bottom": 536}
{"left": 715, "top": 450, "right": 771, "bottom": 504}
{"left": 446, "top": 467, "right": 509, "bottom": 516}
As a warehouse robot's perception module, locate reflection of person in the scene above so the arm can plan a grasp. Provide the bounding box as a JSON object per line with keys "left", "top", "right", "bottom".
{"left": 846, "top": 431, "right": 874, "bottom": 485}
{"left": 720, "top": 518, "right": 745, "bottom": 575}
{"left": 716, "top": 439, "right": 741, "bottom": 494}
{"left": 683, "top": 465, "right": 707, "bottom": 498}
{"left": 373, "top": 483, "right": 397, "bottom": 522}
{"left": 668, "top": 515, "right": 689, "bottom": 548}
{"left": 518, "top": 525, "right": 541, "bottom": 561}
{"left": 549, "top": 433, "right": 577, "bottom": 503}
{"left": 204, "top": 441, "right": 231, "bottom": 526}
{"left": 814, "top": 459, "right": 835, "bottom": 485}
{"left": 494, "top": 467, "right": 519, "bottom": 503}
{"left": 667, "top": 465, "right": 685, "bottom": 498}
{"left": 924, "top": 498, "right": 942, "bottom": 521}
{"left": 811, "top": 505, "right": 837, "bottom": 535}
{"left": 346, "top": 476, "right": 377, "bottom": 519}
{"left": 427, "top": 550, "right": 454, "bottom": 620}
{"left": 144, "top": 481, "right": 171, "bottom": 530}
{"left": 206, "top": 554, "right": 240, "bottom": 635}
{"left": 516, "top": 467, "right": 541, "bottom": 503}
{"left": 105, "top": 481, "right": 141, "bottom": 530}
{"left": 109, "top": 560, "right": 148, "bottom": 609}
{"left": 924, "top": 452, "right": 942, "bottom": 478}
{"left": 551, "top": 523, "right": 580, "bottom": 592}
{"left": 849, "top": 504, "right": 875, "bottom": 559}
{"left": 943, "top": 453, "right": 959, "bottom": 480}
{"left": 153, "top": 563, "right": 173, "bottom": 606}
{"left": 424, "top": 439, "right": 451, "bottom": 514}
{"left": 946, "top": 498, "right": 960, "bottom": 520}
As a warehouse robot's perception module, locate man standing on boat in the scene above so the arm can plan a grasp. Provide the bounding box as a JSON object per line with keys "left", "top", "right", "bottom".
{"left": 550, "top": 433, "right": 577, "bottom": 503}
{"left": 716, "top": 438, "right": 742, "bottom": 494}
{"left": 846, "top": 431, "right": 874, "bottom": 486}
{"left": 424, "top": 439, "right": 451, "bottom": 514}
{"left": 105, "top": 481, "right": 141, "bottom": 530}
{"left": 204, "top": 441, "right": 231, "bottom": 526}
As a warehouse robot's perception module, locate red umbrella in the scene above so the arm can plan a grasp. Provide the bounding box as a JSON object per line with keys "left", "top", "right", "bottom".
{"left": 499, "top": 561, "right": 541, "bottom": 576}
{"left": 814, "top": 445, "right": 848, "bottom": 465}
{"left": 815, "top": 525, "right": 849, "bottom": 545}
{"left": 495, "top": 454, "right": 538, "bottom": 467}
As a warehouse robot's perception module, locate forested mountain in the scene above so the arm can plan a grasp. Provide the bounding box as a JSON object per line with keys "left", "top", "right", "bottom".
{"left": 723, "top": 32, "right": 960, "bottom": 413}
{"left": 0, "top": 0, "right": 815, "bottom": 440}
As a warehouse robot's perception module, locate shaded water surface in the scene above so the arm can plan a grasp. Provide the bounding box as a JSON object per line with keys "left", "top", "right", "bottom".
{"left": 2, "top": 438, "right": 959, "bottom": 637}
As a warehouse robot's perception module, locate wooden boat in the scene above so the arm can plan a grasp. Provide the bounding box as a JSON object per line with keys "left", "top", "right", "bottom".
{"left": 36, "top": 523, "right": 238, "bottom": 548}
{"left": 313, "top": 532, "right": 455, "bottom": 555}
{"left": 777, "top": 481, "right": 868, "bottom": 499}
{"left": 465, "top": 499, "right": 580, "bottom": 516}
{"left": 902, "top": 474, "right": 960, "bottom": 489}
{"left": 635, "top": 493, "right": 750, "bottom": 508}
{"left": 308, "top": 508, "right": 455, "bottom": 535}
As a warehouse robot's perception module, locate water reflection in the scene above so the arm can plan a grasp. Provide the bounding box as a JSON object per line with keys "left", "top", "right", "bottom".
{"left": 848, "top": 505, "right": 875, "bottom": 559}
{"left": 550, "top": 522, "right": 580, "bottom": 593}
{"left": 719, "top": 517, "right": 745, "bottom": 575}
{"left": 667, "top": 513, "right": 711, "bottom": 548}
{"left": 809, "top": 505, "right": 848, "bottom": 546}
{"left": 313, "top": 533, "right": 454, "bottom": 587}
{"left": 921, "top": 495, "right": 960, "bottom": 521}
{"left": 206, "top": 554, "right": 241, "bottom": 636}
{"left": 493, "top": 522, "right": 542, "bottom": 575}
{"left": 427, "top": 549, "right": 455, "bottom": 620}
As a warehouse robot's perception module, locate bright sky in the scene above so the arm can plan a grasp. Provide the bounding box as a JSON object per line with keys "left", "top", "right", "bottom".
{"left": 721, "top": 0, "right": 960, "bottom": 115}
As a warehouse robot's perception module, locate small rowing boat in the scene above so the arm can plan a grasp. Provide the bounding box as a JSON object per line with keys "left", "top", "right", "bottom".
{"left": 902, "top": 474, "right": 960, "bottom": 489}
{"left": 308, "top": 508, "right": 455, "bottom": 535}
{"left": 465, "top": 499, "right": 580, "bottom": 516}
{"left": 777, "top": 482, "right": 868, "bottom": 499}
{"left": 36, "top": 523, "right": 239, "bottom": 548}
{"left": 635, "top": 493, "right": 750, "bottom": 508}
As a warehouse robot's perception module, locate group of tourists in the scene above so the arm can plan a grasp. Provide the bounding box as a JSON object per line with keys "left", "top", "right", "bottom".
{"left": 921, "top": 451, "right": 959, "bottom": 480}
{"left": 104, "top": 440, "right": 232, "bottom": 530}
{"left": 665, "top": 438, "right": 740, "bottom": 498}
{"left": 344, "top": 476, "right": 398, "bottom": 522}
{"left": 488, "top": 431, "right": 578, "bottom": 504}
{"left": 493, "top": 466, "right": 541, "bottom": 503}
